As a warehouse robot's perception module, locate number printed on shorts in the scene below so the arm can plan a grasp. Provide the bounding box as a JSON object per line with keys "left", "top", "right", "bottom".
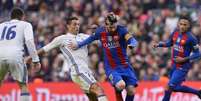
{"left": 0, "top": 25, "right": 16, "bottom": 40}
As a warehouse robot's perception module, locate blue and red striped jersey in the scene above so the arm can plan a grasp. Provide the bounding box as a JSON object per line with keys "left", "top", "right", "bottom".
{"left": 158, "top": 29, "right": 200, "bottom": 68}
{"left": 78, "top": 25, "right": 138, "bottom": 69}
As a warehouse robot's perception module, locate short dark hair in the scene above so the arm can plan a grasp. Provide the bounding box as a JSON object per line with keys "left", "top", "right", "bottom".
{"left": 66, "top": 17, "right": 79, "bottom": 25}
{"left": 105, "top": 12, "right": 117, "bottom": 25}
{"left": 10, "top": 7, "right": 24, "bottom": 19}
{"left": 179, "top": 15, "right": 191, "bottom": 23}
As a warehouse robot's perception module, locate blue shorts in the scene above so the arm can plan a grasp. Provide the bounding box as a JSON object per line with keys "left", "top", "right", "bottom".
{"left": 168, "top": 65, "right": 188, "bottom": 87}
{"left": 105, "top": 65, "right": 138, "bottom": 87}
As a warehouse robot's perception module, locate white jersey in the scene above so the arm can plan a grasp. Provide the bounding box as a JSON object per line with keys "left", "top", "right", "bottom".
{"left": 43, "top": 33, "right": 91, "bottom": 75}
{"left": 0, "top": 19, "right": 35, "bottom": 60}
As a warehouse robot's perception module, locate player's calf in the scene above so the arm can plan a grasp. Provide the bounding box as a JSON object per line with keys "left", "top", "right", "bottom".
{"left": 89, "top": 83, "right": 108, "bottom": 101}
{"left": 86, "top": 92, "right": 98, "bottom": 101}
{"left": 162, "top": 85, "right": 172, "bottom": 101}
{"left": 198, "top": 90, "right": 201, "bottom": 99}
{"left": 126, "top": 85, "right": 135, "bottom": 95}
{"left": 125, "top": 85, "right": 135, "bottom": 101}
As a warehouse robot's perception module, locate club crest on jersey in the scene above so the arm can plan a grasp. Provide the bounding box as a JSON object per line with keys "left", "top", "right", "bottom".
{"left": 101, "top": 37, "right": 106, "bottom": 41}
{"left": 180, "top": 39, "right": 186, "bottom": 45}
{"left": 113, "top": 35, "right": 119, "bottom": 41}
{"left": 109, "top": 74, "right": 113, "bottom": 82}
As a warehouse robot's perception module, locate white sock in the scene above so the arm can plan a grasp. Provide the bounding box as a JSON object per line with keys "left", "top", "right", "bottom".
{"left": 97, "top": 95, "right": 108, "bottom": 101}
{"left": 20, "top": 92, "right": 30, "bottom": 101}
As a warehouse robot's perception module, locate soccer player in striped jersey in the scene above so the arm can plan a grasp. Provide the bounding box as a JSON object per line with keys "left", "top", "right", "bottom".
{"left": 26, "top": 17, "right": 108, "bottom": 101}
{"left": 69, "top": 12, "right": 138, "bottom": 101}
{"left": 0, "top": 8, "right": 41, "bottom": 101}
{"left": 153, "top": 15, "right": 201, "bottom": 101}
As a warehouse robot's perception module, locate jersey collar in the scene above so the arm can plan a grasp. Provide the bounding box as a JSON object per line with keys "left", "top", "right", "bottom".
{"left": 66, "top": 33, "right": 77, "bottom": 37}
{"left": 10, "top": 19, "right": 19, "bottom": 22}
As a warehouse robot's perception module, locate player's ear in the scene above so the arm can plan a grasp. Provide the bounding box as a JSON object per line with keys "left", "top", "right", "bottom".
{"left": 66, "top": 24, "right": 70, "bottom": 30}
{"left": 176, "top": 22, "right": 180, "bottom": 29}
{"left": 21, "top": 15, "right": 25, "bottom": 20}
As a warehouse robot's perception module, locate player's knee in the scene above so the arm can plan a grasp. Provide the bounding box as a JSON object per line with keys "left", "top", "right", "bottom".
{"left": 90, "top": 83, "right": 104, "bottom": 96}
{"left": 166, "top": 84, "right": 175, "bottom": 91}
{"left": 115, "top": 80, "right": 126, "bottom": 91}
{"left": 126, "top": 85, "right": 135, "bottom": 96}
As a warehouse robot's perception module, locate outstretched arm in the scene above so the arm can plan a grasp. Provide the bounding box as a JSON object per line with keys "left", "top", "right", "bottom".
{"left": 25, "top": 37, "right": 61, "bottom": 64}
{"left": 157, "top": 35, "right": 173, "bottom": 47}
{"left": 25, "top": 48, "right": 46, "bottom": 64}
{"left": 68, "top": 34, "right": 98, "bottom": 50}
{"left": 153, "top": 34, "right": 173, "bottom": 48}
{"left": 78, "top": 34, "right": 98, "bottom": 48}
{"left": 69, "top": 30, "right": 100, "bottom": 50}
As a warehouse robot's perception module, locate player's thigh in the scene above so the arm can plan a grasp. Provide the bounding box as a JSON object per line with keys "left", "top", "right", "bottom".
{"left": 71, "top": 72, "right": 96, "bottom": 93}
{"left": 8, "top": 59, "right": 28, "bottom": 84}
{"left": 169, "top": 65, "right": 177, "bottom": 78}
{"left": 108, "top": 71, "right": 123, "bottom": 86}
{"left": 168, "top": 69, "right": 187, "bottom": 87}
{"left": 123, "top": 67, "right": 138, "bottom": 87}
{"left": 0, "top": 60, "right": 9, "bottom": 81}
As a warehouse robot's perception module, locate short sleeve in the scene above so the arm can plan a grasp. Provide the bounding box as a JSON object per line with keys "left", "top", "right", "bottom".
{"left": 119, "top": 26, "right": 129, "bottom": 37}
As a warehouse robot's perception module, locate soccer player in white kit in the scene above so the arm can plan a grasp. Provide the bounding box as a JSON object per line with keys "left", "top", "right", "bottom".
{"left": 0, "top": 8, "right": 41, "bottom": 101}
{"left": 26, "top": 17, "right": 108, "bottom": 101}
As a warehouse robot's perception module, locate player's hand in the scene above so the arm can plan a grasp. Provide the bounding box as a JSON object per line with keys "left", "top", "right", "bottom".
{"left": 31, "top": 62, "right": 41, "bottom": 73}
{"left": 24, "top": 56, "right": 32, "bottom": 64}
{"left": 68, "top": 41, "right": 78, "bottom": 50}
{"left": 152, "top": 43, "right": 159, "bottom": 49}
{"left": 174, "top": 56, "right": 187, "bottom": 63}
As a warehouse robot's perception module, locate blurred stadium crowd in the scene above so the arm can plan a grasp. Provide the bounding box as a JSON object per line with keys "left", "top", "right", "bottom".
{"left": 0, "top": 0, "right": 201, "bottom": 83}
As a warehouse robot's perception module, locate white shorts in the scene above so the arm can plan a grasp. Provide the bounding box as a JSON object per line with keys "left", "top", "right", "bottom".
{"left": 71, "top": 71, "right": 97, "bottom": 93}
{"left": 0, "top": 59, "right": 28, "bottom": 83}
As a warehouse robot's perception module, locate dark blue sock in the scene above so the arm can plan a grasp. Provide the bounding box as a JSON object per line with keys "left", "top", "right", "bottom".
{"left": 20, "top": 92, "right": 30, "bottom": 96}
{"left": 125, "top": 94, "right": 134, "bottom": 101}
{"left": 162, "top": 90, "right": 172, "bottom": 101}
{"left": 173, "top": 85, "right": 199, "bottom": 95}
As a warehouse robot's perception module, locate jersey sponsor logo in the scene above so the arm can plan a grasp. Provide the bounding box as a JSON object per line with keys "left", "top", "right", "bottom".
{"left": 102, "top": 35, "right": 120, "bottom": 49}
{"left": 176, "top": 37, "right": 181, "bottom": 43}
{"left": 103, "top": 41, "right": 120, "bottom": 48}
{"left": 173, "top": 44, "right": 184, "bottom": 52}
{"left": 108, "top": 36, "right": 113, "bottom": 42}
